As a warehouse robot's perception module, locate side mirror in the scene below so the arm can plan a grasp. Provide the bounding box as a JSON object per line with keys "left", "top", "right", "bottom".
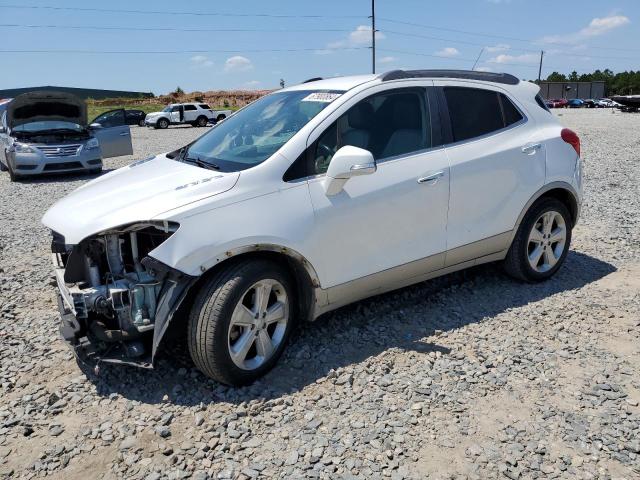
{"left": 324, "top": 145, "right": 376, "bottom": 196}
{"left": 89, "top": 123, "right": 102, "bottom": 129}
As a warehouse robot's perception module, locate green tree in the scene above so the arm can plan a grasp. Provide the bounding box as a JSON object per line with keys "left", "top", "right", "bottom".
{"left": 568, "top": 71, "right": 579, "bottom": 82}
{"left": 546, "top": 72, "right": 567, "bottom": 82}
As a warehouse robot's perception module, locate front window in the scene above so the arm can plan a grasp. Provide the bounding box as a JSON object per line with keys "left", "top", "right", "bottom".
{"left": 13, "top": 120, "right": 85, "bottom": 133}
{"left": 183, "top": 90, "right": 343, "bottom": 172}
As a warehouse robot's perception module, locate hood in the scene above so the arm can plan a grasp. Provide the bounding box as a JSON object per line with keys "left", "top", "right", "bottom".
{"left": 7, "top": 90, "right": 87, "bottom": 129}
{"left": 42, "top": 155, "right": 240, "bottom": 244}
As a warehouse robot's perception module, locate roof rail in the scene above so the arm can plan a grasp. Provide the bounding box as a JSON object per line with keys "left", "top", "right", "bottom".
{"left": 380, "top": 69, "right": 520, "bottom": 85}
{"left": 302, "top": 77, "right": 323, "bottom": 84}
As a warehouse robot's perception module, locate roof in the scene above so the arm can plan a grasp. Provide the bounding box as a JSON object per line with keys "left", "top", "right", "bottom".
{"left": 380, "top": 69, "right": 520, "bottom": 85}
{"left": 287, "top": 69, "right": 522, "bottom": 93}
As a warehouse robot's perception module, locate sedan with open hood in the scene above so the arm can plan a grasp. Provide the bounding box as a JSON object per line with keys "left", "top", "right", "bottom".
{"left": 0, "top": 90, "right": 133, "bottom": 180}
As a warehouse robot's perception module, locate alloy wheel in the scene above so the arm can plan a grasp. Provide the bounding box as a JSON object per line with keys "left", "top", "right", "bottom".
{"left": 227, "top": 279, "right": 289, "bottom": 370}
{"left": 527, "top": 210, "right": 566, "bottom": 273}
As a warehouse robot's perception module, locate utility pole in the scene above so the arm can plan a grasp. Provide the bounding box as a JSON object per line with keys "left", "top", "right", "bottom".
{"left": 371, "top": 0, "right": 376, "bottom": 74}
{"left": 537, "top": 50, "right": 544, "bottom": 83}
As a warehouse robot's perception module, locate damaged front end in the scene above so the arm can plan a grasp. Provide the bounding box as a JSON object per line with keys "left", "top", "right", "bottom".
{"left": 51, "top": 222, "right": 195, "bottom": 368}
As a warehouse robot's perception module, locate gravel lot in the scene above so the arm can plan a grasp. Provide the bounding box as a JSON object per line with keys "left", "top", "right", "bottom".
{"left": 0, "top": 111, "right": 639, "bottom": 480}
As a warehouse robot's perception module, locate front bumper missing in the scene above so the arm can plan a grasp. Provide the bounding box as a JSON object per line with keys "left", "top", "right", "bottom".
{"left": 56, "top": 291, "right": 153, "bottom": 369}
{"left": 53, "top": 256, "right": 196, "bottom": 370}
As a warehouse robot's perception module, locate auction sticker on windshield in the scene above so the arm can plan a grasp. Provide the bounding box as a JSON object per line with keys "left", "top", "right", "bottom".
{"left": 301, "top": 92, "right": 342, "bottom": 103}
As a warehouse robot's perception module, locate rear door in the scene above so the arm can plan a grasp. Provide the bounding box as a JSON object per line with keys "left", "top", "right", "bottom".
{"left": 183, "top": 105, "right": 198, "bottom": 122}
{"left": 434, "top": 82, "right": 545, "bottom": 263}
{"left": 90, "top": 109, "right": 133, "bottom": 158}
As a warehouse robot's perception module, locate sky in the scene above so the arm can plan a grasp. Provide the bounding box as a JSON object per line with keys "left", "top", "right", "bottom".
{"left": 0, "top": 0, "right": 638, "bottom": 95}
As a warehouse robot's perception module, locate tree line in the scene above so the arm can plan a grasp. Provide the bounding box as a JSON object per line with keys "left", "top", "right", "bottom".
{"left": 544, "top": 69, "right": 639, "bottom": 95}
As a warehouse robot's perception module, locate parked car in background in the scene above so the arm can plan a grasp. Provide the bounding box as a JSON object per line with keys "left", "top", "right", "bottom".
{"left": 595, "top": 99, "right": 616, "bottom": 108}
{"left": 0, "top": 91, "right": 133, "bottom": 181}
{"left": 43, "top": 70, "right": 583, "bottom": 385}
{"left": 125, "top": 109, "right": 147, "bottom": 127}
{"left": 547, "top": 98, "right": 568, "bottom": 108}
{"left": 568, "top": 99, "right": 584, "bottom": 108}
{"left": 144, "top": 103, "right": 232, "bottom": 129}
{"left": 583, "top": 99, "right": 596, "bottom": 108}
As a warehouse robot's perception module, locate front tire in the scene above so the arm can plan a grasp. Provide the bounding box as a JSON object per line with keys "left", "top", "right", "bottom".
{"left": 196, "top": 116, "right": 208, "bottom": 127}
{"left": 157, "top": 118, "right": 169, "bottom": 129}
{"left": 7, "top": 163, "right": 20, "bottom": 182}
{"left": 503, "top": 198, "right": 572, "bottom": 282}
{"left": 188, "top": 260, "right": 295, "bottom": 386}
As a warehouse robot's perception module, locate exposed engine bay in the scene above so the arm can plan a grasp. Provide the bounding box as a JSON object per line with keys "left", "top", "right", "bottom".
{"left": 13, "top": 129, "right": 91, "bottom": 144}
{"left": 52, "top": 222, "right": 192, "bottom": 366}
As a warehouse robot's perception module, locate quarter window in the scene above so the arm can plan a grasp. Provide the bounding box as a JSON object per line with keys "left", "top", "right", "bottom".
{"left": 443, "top": 87, "right": 523, "bottom": 142}
{"left": 199, "top": 104, "right": 211, "bottom": 109}
{"left": 500, "top": 94, "right": 524, "bottom": 126}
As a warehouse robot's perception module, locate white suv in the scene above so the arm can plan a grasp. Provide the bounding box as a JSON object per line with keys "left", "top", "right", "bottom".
{"left": 42, "top": 70, "right": 583, "bottom": 385}
{"left": 144, "top": 102, "right": 232, "bottom": 129}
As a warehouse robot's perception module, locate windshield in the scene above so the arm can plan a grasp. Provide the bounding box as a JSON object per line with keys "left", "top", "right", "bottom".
{"left": 13, "top": 120, "right": 84, "bottom": 133}
{"left": 184, "top": 90, "right": 343, "bottom": 171}
{"left": 162, "top": 106, "right": 173, "bottom": 112}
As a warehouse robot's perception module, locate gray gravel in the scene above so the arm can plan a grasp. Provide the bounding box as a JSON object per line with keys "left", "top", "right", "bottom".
{"left": 0, "top": 111, "right": 639, "bottom": 479}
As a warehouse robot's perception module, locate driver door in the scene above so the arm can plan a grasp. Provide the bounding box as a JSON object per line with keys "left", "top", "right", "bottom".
{"left": 170, "top": 105, "right": 183, "bottom": 123}
{"left": 90, "top": 109, "right": 133, "bottom": 158}
{"left": 304, "top": 87, "right": 450, "bottom": 296}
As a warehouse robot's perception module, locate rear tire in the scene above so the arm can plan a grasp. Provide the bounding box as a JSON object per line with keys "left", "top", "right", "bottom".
{"left": 138, "top": 119, "right": 145, "bottom": 127}
{"left": 216, "top": 114, "right": 226, "bottom": 123}
{"left": 503, "top": 198, "right": 572, "bottom": 282}
{"left": 188, "top": 260, "right": 295, "bottom": 386}
{"left": 0, "top": 159, "right": 7, "bottom": 172}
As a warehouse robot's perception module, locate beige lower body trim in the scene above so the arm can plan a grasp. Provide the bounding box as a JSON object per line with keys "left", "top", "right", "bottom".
{"left": 313, "top": 232, "right": 512, "bottom": 319}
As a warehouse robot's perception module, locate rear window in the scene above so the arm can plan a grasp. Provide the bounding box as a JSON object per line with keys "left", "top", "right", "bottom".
{"left": 444, "top": 87, "right": 524, "bottom": 142}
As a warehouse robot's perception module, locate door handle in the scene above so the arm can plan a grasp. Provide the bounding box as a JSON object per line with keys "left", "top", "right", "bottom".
{"left": 522, "top": 143, "right": 542, "bottom": 155}
{"left": 119, "top": 132, "right": 130, "bottom": 136}
{"left": 417, "top": 171, "right": 444, "bottom": 185}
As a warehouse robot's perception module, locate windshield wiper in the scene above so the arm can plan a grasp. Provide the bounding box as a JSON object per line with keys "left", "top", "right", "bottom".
{"left": 183, "top": 156, "right": 220, "bottom": 171}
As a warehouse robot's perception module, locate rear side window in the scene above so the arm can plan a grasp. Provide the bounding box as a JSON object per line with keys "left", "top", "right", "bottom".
{"left": 199, "top": 104, "right": 211, "bottom": 109}
{"left": 443, "top": 87, "right": 523, "bottom": 142}
{"left": 184, "top": 105, "right": 197, "bottom": 111}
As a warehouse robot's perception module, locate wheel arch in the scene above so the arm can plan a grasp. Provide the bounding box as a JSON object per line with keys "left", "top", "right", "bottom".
{"left": 153, "top": 244, "right": 322, "bottom": 361}
{"left": 514, "top": 182, "right": 579, "bottom": 233}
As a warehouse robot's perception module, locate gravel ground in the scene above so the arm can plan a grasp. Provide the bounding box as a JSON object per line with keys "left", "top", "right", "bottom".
{"left": 0, "top": 111, "right": 639, "bottom": 480}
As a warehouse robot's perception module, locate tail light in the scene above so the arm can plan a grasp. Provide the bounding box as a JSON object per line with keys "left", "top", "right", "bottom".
{"left": 561, "top": 128, "right": 581, "bottom": 157}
